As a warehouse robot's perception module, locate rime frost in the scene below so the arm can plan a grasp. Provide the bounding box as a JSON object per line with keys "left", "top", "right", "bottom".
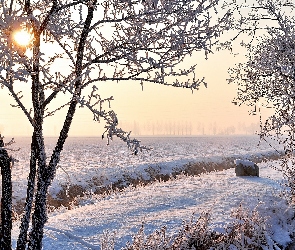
{"left": 0, "top": 0, "right": 232, "bottom": 248}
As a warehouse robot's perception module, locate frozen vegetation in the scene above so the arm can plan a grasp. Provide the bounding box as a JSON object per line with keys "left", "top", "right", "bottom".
{"left": 7, "top": 136, "right": 294, "bottom": 249}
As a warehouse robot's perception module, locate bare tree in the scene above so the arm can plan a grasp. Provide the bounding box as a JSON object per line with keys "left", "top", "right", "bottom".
{"left": 228, "top": 0, "right": 295, "bottom": 202}
{"left": 0, "top": 0, "right": 231, "bottom": 248}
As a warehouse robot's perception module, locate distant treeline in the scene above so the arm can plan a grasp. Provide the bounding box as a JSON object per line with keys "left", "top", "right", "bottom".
{"left": 119, "top": 121, "right": 260, "bottom": 136}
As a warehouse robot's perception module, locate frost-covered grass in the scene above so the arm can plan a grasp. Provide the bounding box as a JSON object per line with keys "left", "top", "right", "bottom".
{"left": 123, "top": 206, "right": 279, "bottom": 250}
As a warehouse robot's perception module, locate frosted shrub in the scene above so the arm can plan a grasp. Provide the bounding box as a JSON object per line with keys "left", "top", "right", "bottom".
{"left": 279, "top": 157, "right": 295, "bottom": 205}
{"left": 121, "top": 206, "right": 278, "bottom": 250}
{"left": 100, "top": 230, "right": 116, "bottom": 250}
{"left": 170, "top": 212, "right": 219, "bottom": 249}
{"left": 123, "top": 224, "right": 171, "bottom": 250}
{"left": 221, "top": 205, "right": 276, "bottom": 249}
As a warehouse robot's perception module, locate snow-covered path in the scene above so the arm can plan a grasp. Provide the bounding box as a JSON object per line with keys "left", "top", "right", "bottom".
{"left": 12, "top": 161, "right": 292, "bottom": 249}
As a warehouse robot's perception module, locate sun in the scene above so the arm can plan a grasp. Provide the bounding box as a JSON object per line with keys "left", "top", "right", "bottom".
{"left": 13, "top": 29, "right": 32, "bottom": 47}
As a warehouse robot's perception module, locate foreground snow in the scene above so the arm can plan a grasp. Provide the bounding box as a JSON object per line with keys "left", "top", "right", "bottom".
{"left": 12, "top": 160, "right": 294, "bottom": 249}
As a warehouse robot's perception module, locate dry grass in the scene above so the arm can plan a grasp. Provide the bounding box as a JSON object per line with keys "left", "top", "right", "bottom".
{"left": 122, "top": 205, "right": 279, "bottom": 250}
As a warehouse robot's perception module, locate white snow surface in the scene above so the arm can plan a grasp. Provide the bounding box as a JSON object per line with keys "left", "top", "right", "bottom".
{"left": 12, "top": 159, "right": 294, "bottom": 249}
{"left": 8, "top": 136, "right": 293, "bottom": 249}
{"left": 8, "top": 136, "right": 282, "bottom": 205}
{"left": 234, "top": 159, "right": 256, "bottom": 168}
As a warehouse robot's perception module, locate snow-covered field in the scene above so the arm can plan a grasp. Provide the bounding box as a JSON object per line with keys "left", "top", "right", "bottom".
{"left": 8, "top": 136, "right": 294, "bottom": 249}
{"left": 9, "top": 136, "right": 282, "bottom": 204}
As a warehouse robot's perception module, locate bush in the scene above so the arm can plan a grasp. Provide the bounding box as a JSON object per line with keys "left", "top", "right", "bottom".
{"left": 120, "top": 205, "right": 279, "bottom": 250}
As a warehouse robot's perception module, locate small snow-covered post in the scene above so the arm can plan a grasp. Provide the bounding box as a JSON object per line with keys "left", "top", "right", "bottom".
{"left": 0, "top": 135, "right": 12, "bottom": 249}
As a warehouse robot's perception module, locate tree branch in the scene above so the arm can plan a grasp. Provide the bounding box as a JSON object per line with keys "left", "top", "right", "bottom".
{"left": 8, "top": 0, "right": 13, "bottom": 15}
{"left": 0, "top": 77, "right": 34, "bottom": 126}
{"left": 38, "top": 0, "right": 58, "bottom": 34}
{"left": 24, "top": 0, "right": 31, "bottom": 14}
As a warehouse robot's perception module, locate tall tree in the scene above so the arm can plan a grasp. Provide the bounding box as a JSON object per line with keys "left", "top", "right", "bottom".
{"left": 228, "top": 0, "right": 295, "bottom": 202}
{"left": 0, "top": 0, "right": 230, "bottom": 248}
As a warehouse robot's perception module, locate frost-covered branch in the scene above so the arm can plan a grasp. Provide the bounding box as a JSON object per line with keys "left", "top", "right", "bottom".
{"left": 101, "top": 110, "right": 152, "bottom": 155}
{"left": 44, "top": 101, "right": 71, "bottom": 118}
{"left": 38, "top": 0, "right": 58, "bottom": 34}
{"left": 4, "top": 137, "right": 15, "bottom": 147}
{"left": 64, "top": 80, "right": 151, "bottom": 153}
{"left": 0, "top": 76, "right": 34, "bottom": 125}
{"left": 0, "top": 135, "right": 20, "bottom": 151}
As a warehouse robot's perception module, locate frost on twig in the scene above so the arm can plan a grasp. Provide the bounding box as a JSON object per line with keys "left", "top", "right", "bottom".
{"left": 101, "top": 110, "right": 152, "bottom": 155}
{"left": 60, "top": 82, "right": 151, "bottom": 154}
{"left": 0, "top": 134, "right": 19, "bottom": 150}
{"left": 0, "top": 135, "right": 20, "bottom": 168}
{"left": 4, "top": 137, "right": 16, "bottom": 147}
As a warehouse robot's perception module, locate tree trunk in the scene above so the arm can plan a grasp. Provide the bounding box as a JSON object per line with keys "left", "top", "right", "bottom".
{"left": 16, "top": 132, "right": 37, "bottom": 250}
{"left": 27, "top": 131, "right": 47, "bottom": 250}
{"left": 28, "top": 102, "right": 78, "bottom": 249}
{"left": 0, "top": 148, "right": 12, "bottom": 250}
{"left": 27, "top": 176, "right": 49, "bottom": 250}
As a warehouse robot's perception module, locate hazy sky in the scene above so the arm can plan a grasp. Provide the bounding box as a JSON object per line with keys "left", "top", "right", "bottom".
{"left": 0, "top": 9, "right": 270, "bottom": 137}
{"left": 0, "top": 47, "right": 265, "bottom": 137}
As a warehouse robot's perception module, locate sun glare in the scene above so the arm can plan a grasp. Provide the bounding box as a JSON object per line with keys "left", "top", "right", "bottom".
{"left": 13, "top": 30, "right": 32, "bottom": 47}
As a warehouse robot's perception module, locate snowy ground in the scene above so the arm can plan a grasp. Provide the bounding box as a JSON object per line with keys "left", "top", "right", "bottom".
{"left": 8, "top": 136, "right": 282, "bottom": 206}
{"left": 11, "top": 159, "right": 294, "bottom": 249}
{"left": 7, "top": 136, "right": 293, "bottom": 249}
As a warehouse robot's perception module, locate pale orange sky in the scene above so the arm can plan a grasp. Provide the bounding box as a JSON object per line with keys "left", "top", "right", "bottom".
{"left": 0, "top": 2, "right": 275, "bottom": 137}
{"left": 0, "top": 0, "right": 282, "bottom": 137}
{"left": 0, "top": 48, "right": 268, "bottom": 137}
